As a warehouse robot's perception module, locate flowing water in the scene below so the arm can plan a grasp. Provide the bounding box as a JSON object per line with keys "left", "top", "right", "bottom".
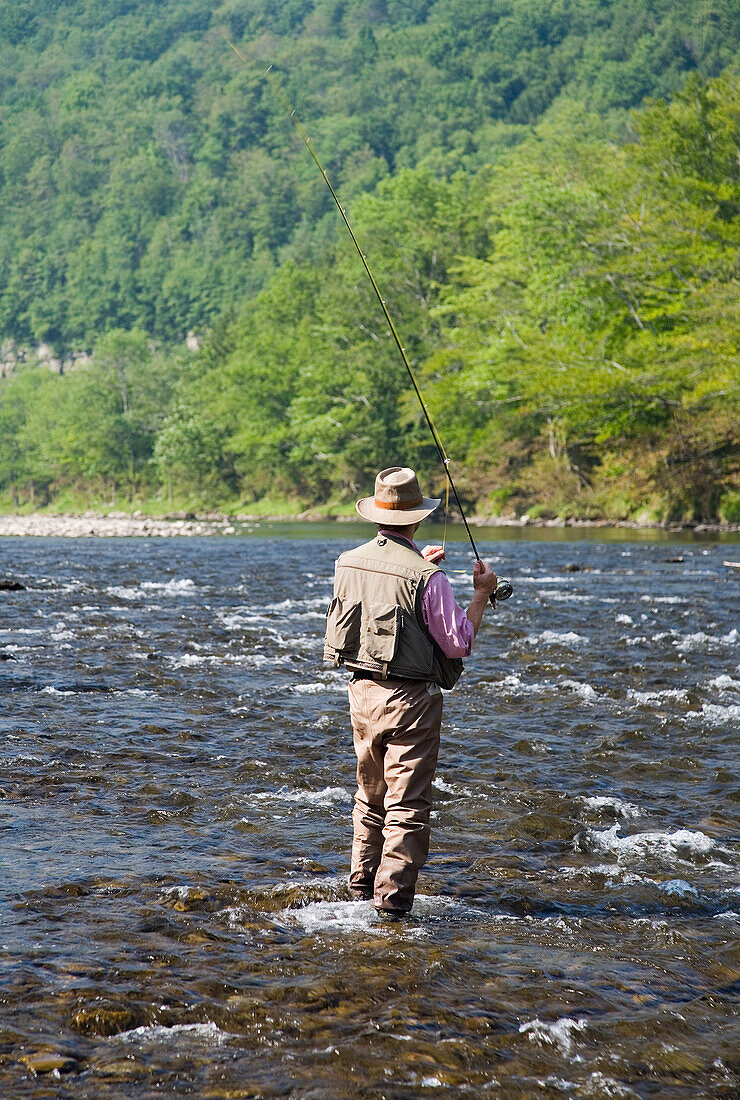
{"left": 1, "top": 527, "right": 738, "bottom": 1098}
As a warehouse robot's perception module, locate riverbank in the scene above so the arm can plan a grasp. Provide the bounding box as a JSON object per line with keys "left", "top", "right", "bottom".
{"left": 0, "top": 513, "right": 236, "bottom": 537}
{"left": 1, "top": 511, "right": 739, "bottom": 537}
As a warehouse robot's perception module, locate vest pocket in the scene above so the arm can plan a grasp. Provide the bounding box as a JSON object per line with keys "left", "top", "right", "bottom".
{"left": 397, "top": 608, "right": 435, "bottom": 676}
{"left": 325, "top": 595, "right": 362, "bottom": 657}
{"left": 363, "top": 605, "right": 401, "bottom": 663}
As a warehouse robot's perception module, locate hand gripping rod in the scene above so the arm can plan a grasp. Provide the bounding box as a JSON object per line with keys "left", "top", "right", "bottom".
{"left": 226, "top": 44, "right": 512, "bottom": 606}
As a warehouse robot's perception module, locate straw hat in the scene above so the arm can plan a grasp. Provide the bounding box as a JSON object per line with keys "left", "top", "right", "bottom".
{"left": 356, "top": 467, "right": 440, "bottom": 525}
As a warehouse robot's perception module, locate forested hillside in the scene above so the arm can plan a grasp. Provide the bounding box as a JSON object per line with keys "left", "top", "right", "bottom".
{"left": 0, "top": 1, "right": 738, "bottom": 523}
{"left": 1, "top": 0, "right": 736, "bottom": 349}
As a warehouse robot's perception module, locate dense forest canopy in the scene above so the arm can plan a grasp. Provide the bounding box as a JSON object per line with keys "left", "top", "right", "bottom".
{"left": 0, "top": 1, "right": 738, "bottom": 523}
{"left": 0, "top": 0, "right": 737, "bottom": 349}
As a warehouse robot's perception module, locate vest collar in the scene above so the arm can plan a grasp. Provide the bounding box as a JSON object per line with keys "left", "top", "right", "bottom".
{"left": 377, "top": 528, "right": 423, "bottom": 558}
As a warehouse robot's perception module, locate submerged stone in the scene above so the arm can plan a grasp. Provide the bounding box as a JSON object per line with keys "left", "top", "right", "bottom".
{"left": 72, "top": 1000, "right": 146, "bottom": 1037}
{"left": 20, "top": 1052, "right": 77, "bottom": 1075}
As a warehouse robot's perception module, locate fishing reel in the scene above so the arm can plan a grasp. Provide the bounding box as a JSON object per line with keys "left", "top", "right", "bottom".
{"left": 490, "top": 580, "right": 514, "bottom": 608}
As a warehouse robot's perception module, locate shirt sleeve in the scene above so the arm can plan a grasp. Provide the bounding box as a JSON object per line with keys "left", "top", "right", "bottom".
{"left": 421, "top": 571, "right": 475, "bottom": 658}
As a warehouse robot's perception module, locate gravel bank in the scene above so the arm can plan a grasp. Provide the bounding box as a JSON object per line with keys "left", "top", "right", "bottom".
{"left": 0, "top": 513, "right": 238, "bottom": 537}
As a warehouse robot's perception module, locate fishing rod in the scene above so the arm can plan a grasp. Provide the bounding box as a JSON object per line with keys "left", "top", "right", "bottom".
{"left": 226, "top": 43, "right": 512, "bottom": 606}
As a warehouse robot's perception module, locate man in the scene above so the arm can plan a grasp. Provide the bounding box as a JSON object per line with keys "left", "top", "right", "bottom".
{"left": 324, "top": 466, "right": 498, "bottom": 918}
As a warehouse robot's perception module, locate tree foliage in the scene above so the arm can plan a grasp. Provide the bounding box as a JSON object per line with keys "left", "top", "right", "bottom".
{"left": 0, "top": 2, "right": 737, "bottom": 522}
{"left": 0, "top": 0, "right": 737, "bottom": 350}
{"left": 422, "top": 75, "right": 740, "bottom": 520}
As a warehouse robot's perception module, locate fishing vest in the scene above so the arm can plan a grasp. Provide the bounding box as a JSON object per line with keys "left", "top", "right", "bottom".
{"left": 324, "top": 534, "right": 464, "bottom": 689}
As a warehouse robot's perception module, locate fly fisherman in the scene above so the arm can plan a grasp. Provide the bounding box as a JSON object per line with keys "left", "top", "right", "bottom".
{"left": 324, "top": 467, "right": 498, "bottom": 919}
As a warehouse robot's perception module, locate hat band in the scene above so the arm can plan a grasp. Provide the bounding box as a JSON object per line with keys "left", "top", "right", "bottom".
{"left": 375, "top": 495, "right": 424, "bottom": 510}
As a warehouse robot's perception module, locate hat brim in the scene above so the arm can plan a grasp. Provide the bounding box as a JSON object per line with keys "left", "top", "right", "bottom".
{"left": 355, "top": 496, "right": 441, "bottom": 525}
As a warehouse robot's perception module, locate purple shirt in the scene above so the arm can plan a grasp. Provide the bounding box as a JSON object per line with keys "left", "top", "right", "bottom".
{"left": 378, "top": 528, "right": 475, "bottom": 658}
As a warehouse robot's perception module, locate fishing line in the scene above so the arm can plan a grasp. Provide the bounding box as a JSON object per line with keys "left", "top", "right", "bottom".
{"left": 226, "top": 42, "right": 513, "bottom": 603}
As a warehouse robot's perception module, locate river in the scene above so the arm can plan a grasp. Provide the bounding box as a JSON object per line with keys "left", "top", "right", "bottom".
{"left": 1, "top": 526, "right": 738, "bottom": 1097}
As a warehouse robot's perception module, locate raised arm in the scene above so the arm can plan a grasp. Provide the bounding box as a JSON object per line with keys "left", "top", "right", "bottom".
{"left": 465, "top": 560, "right": 498, "bottom": 638}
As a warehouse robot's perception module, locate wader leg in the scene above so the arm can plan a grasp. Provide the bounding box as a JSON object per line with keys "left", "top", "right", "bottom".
{"left": 348, "top": 679, "right": 387, "bottom": 895}
{"left": 348, "top": 679, "right": 442, "bottom": 913}
{"left": 375, "top": 680, "right": 442, "bottom": 913}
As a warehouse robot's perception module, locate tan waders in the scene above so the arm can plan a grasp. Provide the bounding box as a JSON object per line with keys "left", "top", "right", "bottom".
{"left": 348, "top": 677, "right": 443, "bottom": 914}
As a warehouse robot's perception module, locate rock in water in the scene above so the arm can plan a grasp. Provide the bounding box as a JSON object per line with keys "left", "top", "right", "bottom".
{"left": 20, "top": 1052, "right": 77, "bottom": 1075}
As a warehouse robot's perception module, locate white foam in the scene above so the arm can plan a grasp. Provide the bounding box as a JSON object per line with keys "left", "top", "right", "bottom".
{"left": 433, "top": 776, "right": 471, "bottom": 796}
{"left": 254, "top": 786, "right": 352, "bottom": 807}
{"left": 538, "top": 1078, "right": 578, "bottom": 1094}
{"left": 584, "top": 1072, "right": 639, "bottom": 1098}
{"left": 640, "top": 594, "right": 683, "bottom": 604}
{"left": 523, "top": 631, "right": 589, "bottom": 647}
{"left": 281, "top": 900, "right": 382, "bottom": 935}
{"left": 517, "top": 576, "right": 571, "bottom": 585}
{"left": 106, "top": 585, "right": 133, "bottom": 599}
{"left": 488, "top": 673, "right": 549, "bottom": 695}
{"left": 557, "top": 864, "right": 651, "bottom": 890}
{"left": 543, "top": 593, "right": 594, "bottom": 602}
{"left": 291, "top": 681, "right": 347, "bottom": 694}
{"left": 169, "top": 653, "right": 221, "bottom": 668}
{"left": 676, "top": 629, "right": 738, "bottom": 652}
{"left": 627, "top": 688, "right": 689, "bottom": 706}
{"left": 580, "top": 825, "right": 717, "bottom": 866}
{"left": 530, "top": 915, "right": 580, "bottom": 933}
{"left": 168, "top": 652, "right": 294, "bottom": 670}
{"left": 263, "top": 597, "right": 328, "bottom": 612}
{"left": 708, "top": 674, "right": 740, "bottom": 692}
{"left": 105, "top": 589, "right": 131, "bottom": 603}
{"left": 161, "top": 885, "right": 193, "bottom": 902}
{"left": 280, "top": 894, "right": 481, "bottom": 935}
{"left": 219, "top": 616, "right": 299, "bottom": 646}
{"left": 107, "top": 578, "right": 196, "bottom": 600}
{"left": 561, "top": 679, "right": 598, "bottom": 702}
{"left": 219, "top": 904, "right": 251, "bottom": 930}
{"left": 658, "top": 879, "right": 698, "bottom": 898}
{"left": 116, "top": 1022, "right": 230, "bottom": 1046}
{"left": 150, "top": 578, "right": 195, "bottom": 595}
{"left": 217, "top": 611, "right": 269, "bottom": 630}
{"left": 616, "top": 614, "right": 633, "bottom": 625}
{"left": 39, "top": 686, "right": 77, "bottom": 696}
{"left": 519, "top": 1016, "right": 588, "bottom": 1057}
{"left": 245, "top": 653, "right": 294, "bottom": 668}
{"left": 582, "top": 795, "right": 641, "bottom": 819}
{"left": 687, "top": 703, "right": 740, "bottom": 726}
